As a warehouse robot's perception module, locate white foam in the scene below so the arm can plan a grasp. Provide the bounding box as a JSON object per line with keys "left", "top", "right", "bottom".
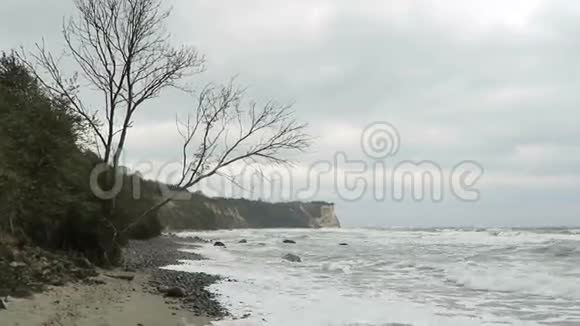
{"left": 445, "top": 263, "right": 580, "bottom": 299}
{"left": 169, "top": 246, "right": 518, "bottom": 326}
{"left": 164, "top": 229, "right": 580, "bottom": 325}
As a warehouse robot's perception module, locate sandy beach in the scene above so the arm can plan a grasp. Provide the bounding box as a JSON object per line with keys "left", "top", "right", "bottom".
{"left": 1, "top": 272, "right": 213, "bottom": 326}
{"left": 0, "top": 236, "right": 226, "bottom": 326}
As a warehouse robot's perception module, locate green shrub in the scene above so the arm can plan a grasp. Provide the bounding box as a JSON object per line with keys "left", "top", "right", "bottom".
{"left": 0, "top": 52, "right": 163, "bottom": 265}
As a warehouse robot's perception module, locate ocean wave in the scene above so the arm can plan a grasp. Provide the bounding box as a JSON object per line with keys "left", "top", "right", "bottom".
{"left": 445, "top": 266, "right": 580, "bottom": 299}
{"left": 320, "top": 261, "right": 353, "bottom": 274}
{"left": 171, "top": 228, "right": 580, "bottom": 325}
{"left": 529, "top": 240, "right": 580, "bottom": 257}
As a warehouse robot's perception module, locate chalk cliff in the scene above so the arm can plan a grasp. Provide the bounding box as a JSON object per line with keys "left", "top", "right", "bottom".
{"left": 158, "top": 192, "right": 340, "bottom": 230}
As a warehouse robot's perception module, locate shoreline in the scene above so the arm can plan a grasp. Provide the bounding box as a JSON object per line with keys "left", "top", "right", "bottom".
{"left": 0, "top": 235, "right": 227, "bottom": 326}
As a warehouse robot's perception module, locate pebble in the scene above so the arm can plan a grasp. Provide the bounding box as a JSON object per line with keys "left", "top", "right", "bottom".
{"left": 125, "top": 237, "right": 228, "bottom": 318}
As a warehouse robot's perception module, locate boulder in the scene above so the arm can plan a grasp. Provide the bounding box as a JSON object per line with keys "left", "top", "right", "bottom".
{"left": 238, "top": 239, "right": 248, "bottom": 244}
{"left": 282, "top": 253, "right": 302, "bottom": 263}
{"left": 339, "top": 243, "right": 349, "bottom": 246}
{"left": 282, "top": 240, "right": 296, "bottom": 244}
{"left": 214, "top": 241, "right": 226, "bottom": 247}
{"left": 165, "top": 287, "right": 186, "bottom": 298}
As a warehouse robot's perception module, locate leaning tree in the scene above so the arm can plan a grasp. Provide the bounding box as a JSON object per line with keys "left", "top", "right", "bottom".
{"left": 21, "top": 0, "right": 310, "bottom": 238}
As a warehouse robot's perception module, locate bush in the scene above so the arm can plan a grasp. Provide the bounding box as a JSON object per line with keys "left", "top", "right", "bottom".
{"left": 0, "top": 52, "right": 163, "bottom": 265}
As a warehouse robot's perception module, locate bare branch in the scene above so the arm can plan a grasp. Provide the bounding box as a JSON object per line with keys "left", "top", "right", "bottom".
{"left": 18, "top": 0, "right": 311, "bottom": 236}
{"left": 175, "top": 81, "right": 311, "bottom": 191}
{"left": 22, "top": 0, "right": 205, "bottom": 167}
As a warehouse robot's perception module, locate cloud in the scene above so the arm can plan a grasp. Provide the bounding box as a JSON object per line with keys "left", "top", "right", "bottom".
{"left": 1, "top": 0, "right": 579, "bottom": 226}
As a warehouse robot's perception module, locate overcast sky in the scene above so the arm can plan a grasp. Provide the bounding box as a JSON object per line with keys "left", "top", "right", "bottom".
{"left": 2, "top": 0, "right": 579, "bottom": 227}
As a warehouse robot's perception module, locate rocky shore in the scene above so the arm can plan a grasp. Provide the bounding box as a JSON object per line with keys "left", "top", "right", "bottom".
{"left": 125, "top": 236, "right": 228, "bottom": 318}
{"left": 0, "top": 235, "right": 228, "bottom": 325}
{"left": 0, "top": 241, "right": 98, "bottom": 299}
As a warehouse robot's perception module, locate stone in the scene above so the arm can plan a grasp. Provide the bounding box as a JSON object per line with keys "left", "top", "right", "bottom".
{"left": 238, "top": 239, "right": 248, "bottom": 244}
{"left": 166, "top": 287, "right": 186, "bottom": 298}
{"left": 282, "top": 240, "right": 296, "bottom": 244}
{"left": 339, "top": 243, "right": 349, "bottom": 246}
{"left": 282, "top": 253, "right": 302, "bottom": 263}
{"left": 213, "top": 241, "right": 226, "bottom": 247}
{"left": 9, "top": 261, "right": 26, "bottom": 268}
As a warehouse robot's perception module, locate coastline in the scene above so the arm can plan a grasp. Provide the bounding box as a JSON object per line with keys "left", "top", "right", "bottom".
{"left": 0, "top": 236, "right": 227, "bottom": 326}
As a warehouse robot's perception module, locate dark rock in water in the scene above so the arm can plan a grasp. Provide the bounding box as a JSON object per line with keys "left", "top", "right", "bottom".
{"left": 166, "top": 287, "right": 186, "bottom": 298}
{"left": 214, "top": 241, "right": 226, "bottom": 247}
{"left": 282, "top": 253, "right": 302, "bottom": 263}
{"left": 257, "top": 243, "right": 266, "bottom": 246}
{"left": 238, "top": 239, "right": 248, "bottom": 244}
{"left": 339, "top": 243, "right": 349, "bottom": 246}
{"left": 282, "top": 240, "right": 296, "bottom": 244}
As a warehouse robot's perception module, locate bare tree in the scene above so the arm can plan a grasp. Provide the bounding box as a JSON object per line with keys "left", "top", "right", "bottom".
{"left": 22, "top": 0, "right": 205, "bottom": 171}
{"left": 20, "top": 0, "right": 310, "bottom": 236}
{"left": 122, "top": 81, "right": 311, "bottom": 233}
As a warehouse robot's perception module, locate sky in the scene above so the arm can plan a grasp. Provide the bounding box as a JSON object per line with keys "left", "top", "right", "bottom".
{"left": 1, "top": 0, "right": 579, "bottom": 227}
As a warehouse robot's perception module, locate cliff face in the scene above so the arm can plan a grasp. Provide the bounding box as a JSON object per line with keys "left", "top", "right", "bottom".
{"left": 158, "top": 193, "right": 340, "bottom": 230}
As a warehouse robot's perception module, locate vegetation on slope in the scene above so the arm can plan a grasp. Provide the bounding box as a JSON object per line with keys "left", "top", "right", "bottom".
{"left": 0, "top": 53, "right": 162, "bottom": 265}
{"left": 0, "top": 0, "right": 310, "bottom": 266}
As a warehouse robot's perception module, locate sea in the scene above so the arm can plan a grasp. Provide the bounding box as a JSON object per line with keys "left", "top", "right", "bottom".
{"left": 165, "top": 228, "right": 580, "bottom": 326}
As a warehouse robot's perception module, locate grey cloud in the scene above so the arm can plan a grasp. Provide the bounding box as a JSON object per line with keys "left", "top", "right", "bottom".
{"left": 1, "top": 0, "right": 579, "bottom": 226}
